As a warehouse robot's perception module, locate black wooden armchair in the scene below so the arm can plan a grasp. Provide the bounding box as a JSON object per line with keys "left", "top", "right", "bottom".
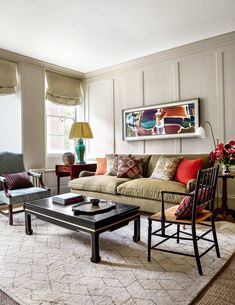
{"left": 148, "top": 166, "right": 220, "bottom": 275}
{"left": 0, "top": 152, "right": 50, "bottom": 225}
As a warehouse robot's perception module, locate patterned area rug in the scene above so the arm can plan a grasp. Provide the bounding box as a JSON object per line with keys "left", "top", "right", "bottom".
{"left": 0, "top": 214, "right": 234, "bottom": 305}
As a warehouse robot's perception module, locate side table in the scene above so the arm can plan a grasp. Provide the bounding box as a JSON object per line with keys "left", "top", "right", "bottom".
{"left": 214, "top": 173, "right": 235, "bottom": 220}
{"left": 55, "top": 163, "right": 97, "bottom": 194}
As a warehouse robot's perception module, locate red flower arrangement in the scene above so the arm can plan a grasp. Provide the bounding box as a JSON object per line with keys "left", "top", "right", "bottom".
{"left": 209, "top": 140, "right": 235, "bottom": 167}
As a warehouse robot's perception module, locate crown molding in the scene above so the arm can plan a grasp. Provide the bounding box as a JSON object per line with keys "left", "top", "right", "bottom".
{"left": 0, "top": 48, "right": 85, "bottom": 79}
{"left": 85, "top": 31, "right": 235, "bottom": 80}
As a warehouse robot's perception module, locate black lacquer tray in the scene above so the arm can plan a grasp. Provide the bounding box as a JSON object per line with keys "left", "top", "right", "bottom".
{"left": 72, "top": 199, "right": 116, "bottom": 215}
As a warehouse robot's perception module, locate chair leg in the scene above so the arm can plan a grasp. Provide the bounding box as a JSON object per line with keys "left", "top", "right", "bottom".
{"left": 8, "top": 204, "right": 13, "bottom": 226}
{"left": 177, "top": 224, "right": 180, "bottom": 243}
{"left": 192, "top": 224, "right": 202, "bottom": 275}
{"left": 211, "top": 215, "right": 220, "bottom": 258}
{"left": 148, "top": 218, "right": 152, "bottom": 262}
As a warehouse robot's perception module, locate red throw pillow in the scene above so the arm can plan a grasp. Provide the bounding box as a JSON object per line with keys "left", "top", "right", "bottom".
{"left": 175, "top": 188, "right": 209, "bottom": 219}
{"left": 3, "top": 172, "right": 34, "bottom": 190}
{"left": 175, "top": 158, "right": 203, "bottom": 185}
{"left": 95, "top": 158, "right": 107, "bottom": 175}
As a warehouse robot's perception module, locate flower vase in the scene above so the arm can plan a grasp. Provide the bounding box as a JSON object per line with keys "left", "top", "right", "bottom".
{"left": 222, "top": 164, "right": 231, "bottom": 175}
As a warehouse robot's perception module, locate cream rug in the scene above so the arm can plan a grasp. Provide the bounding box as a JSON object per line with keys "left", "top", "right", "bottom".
{"left": 0, "top": 213, "right": 234, "bottom": 305}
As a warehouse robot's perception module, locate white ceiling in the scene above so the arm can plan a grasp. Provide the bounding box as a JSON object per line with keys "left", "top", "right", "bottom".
{"left": 1, "top": 0, "right": 235, "bottom": 73}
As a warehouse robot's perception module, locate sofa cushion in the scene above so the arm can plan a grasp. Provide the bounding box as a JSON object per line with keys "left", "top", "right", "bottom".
{"left": 117, "top": 178, "right": 187, "bottom": 203}
{"left": 106, "top": 154, "right": 118, "bottom": 176}
{"left": 69, "top": 176, "right": 130, "bottom": 195}
{"left": 150, "top": 156, "right": 182, "bottom": 181}
{"left": 131, "top": 154, "right": 151, "bottom": 177}
{"left": 175, "top": 158, "right": 203, "bottom": 185}
{"left": 117, "top": 156, "right": 143, "bottom": 179}
{"left": 95, "top": 158, "right": 107, "bottom": 175}
{"left": 3, "top": 172, "right": 33, "bottom": 190}
{"left": 175, "top": 188, "right": 209, "bottom": 219}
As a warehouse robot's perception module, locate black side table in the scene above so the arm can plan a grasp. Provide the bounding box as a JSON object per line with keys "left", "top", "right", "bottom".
{"left": 214, "top": 174, "right": 235, "bottom": 220}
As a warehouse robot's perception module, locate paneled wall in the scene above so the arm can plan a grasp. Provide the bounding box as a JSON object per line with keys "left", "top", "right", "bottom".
{"left": 84, "top": 32, "right": 235, "bottom": 208}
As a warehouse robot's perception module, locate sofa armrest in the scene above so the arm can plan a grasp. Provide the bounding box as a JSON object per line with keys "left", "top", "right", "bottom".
{"left": 186, "top": 179, "right": 197, "bottom": 192}
{"left": 79, "top": 171, "right": 95, "bottom": 178}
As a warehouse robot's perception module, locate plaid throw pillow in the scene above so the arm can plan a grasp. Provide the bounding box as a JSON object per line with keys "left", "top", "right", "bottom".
{"left": 117, "top": 157, "right": 143, "bottom": 179}
{"left": 175, "top": 188, "right": 209, "bottom": 219}
{"left": 3, "top": 172, "right": 33, "bottom": 190}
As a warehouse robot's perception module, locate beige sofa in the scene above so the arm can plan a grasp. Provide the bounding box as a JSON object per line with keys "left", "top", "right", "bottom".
{"left": 68, "top": 154, "right": 211, "bottom": 214}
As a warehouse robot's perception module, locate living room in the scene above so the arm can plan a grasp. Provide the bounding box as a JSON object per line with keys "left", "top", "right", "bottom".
{"left": 0, "top": 1, "right": 235, "bottom": 305}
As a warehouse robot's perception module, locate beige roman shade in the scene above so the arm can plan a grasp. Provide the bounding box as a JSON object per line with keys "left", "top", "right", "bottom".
{"left": 0, "top": 58, "right": 17, "bottom": 94}
{"left": 46, "top": 71, "right": 81, "bottom": 106}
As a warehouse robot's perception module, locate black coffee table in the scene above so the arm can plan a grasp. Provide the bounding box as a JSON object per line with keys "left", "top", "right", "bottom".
{"left": 24, "top": 198, "right": 140, "bottom": 263}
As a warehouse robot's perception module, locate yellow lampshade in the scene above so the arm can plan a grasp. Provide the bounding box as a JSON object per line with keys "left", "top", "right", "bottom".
{"left": 69, "top": 122, "right": 93, "bottom": 139}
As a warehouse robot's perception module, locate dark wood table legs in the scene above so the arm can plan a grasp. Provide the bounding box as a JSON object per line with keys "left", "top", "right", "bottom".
{"left": 214, "top": 174, "right": 235, "bottom": 220}
{"left": 25, "top": 211, "right": 33, "bottom": 235}
{"left": 91, "top": 232, "right": 101, "bottom": 263}
{"left": 133, "top": 215, "right": 140, "bottom": 242}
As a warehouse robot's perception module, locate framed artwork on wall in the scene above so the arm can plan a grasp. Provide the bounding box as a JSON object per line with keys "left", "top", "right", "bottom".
{"left": 122, "top": 98, "right": 200, "bottom": 141}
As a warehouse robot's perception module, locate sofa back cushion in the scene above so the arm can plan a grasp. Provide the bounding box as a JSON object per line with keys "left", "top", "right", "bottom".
{"left": 131, "top": 154, "right": 151, "bottom": 177}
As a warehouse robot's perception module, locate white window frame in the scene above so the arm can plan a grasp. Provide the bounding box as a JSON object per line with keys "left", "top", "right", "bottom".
{"left": 45, "top": 100, "right": 77, "bottom": 157}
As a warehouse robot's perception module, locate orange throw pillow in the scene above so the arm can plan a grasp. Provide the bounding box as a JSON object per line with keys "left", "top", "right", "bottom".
{"left": 95, "top": 158, "right": 107, "bottom": 175}
{"left": 175, "top": 158, "right": 203, "bottom": 185}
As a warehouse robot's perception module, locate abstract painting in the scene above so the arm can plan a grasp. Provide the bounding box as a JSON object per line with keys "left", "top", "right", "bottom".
{"left": 122, "top": 98, "right": 200, "bottom": 141}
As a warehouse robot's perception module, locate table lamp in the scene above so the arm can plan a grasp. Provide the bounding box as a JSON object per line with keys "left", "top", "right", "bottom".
{"left": 69, "top": 122, "right": 93, "bottom": 164}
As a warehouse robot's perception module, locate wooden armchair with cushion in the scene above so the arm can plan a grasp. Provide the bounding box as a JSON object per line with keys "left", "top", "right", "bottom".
{"left": 0, "top": 152, "right": 50, "bottom": 225}
{"left": 148, "top": 166, "right": 220, "bottom": 275}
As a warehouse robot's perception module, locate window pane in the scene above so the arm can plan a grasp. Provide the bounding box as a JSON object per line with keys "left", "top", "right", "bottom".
{"left": 46, "top": 100, "right": 75, "bottom": 117}
{"left": 47, "top": 135, "right": 74, "bottom": 154}
{"left": 47, "top": 116, "right": 74, "bottom": 136}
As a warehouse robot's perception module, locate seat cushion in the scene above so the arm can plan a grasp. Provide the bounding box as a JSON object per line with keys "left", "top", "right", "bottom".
{"left": 117, "top": 178, "right": 187, "bottom": 203}
{"left": 69, "top": 176, "right": 130, "bottom": 195}
{"left": 0, "top": 187, "right": 50, "bottom": 205}
{"left": 150, "top": 205, "right": 212, "bottom": 223}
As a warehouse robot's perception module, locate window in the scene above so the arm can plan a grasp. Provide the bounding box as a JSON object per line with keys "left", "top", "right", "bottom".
{"left": 46, "top": 100, "right": 76, "bottom": 154}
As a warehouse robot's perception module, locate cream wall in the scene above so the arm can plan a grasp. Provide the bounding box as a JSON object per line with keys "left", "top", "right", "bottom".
{"left": 84, "top": 32, "right": 235, "bottom": 208}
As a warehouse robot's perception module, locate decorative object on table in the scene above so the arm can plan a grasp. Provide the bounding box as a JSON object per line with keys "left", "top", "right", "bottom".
{"left": 209, "top": 140, "right": 235, "bottom": 174}
{"left": 194, "top": 120, "right": 218, "bottom": 148}
{"left": 62, "top": 152, "right": 75, "bottom": 165}
{"left": 52, "top": 192, "right": 84, "bottom": 205}
{"left": 122, "top": 98, "right": 199, "bottom": 141}
{"left": 72, "top": 200, "right": 116, "bottom": 215}
{"left": 69, "top": 122, "right": 93, "bottom": 164}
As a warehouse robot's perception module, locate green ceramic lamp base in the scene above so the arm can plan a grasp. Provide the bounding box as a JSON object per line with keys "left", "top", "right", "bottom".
{"left": 75, "top": 138, "right": 86, "bottom": 164}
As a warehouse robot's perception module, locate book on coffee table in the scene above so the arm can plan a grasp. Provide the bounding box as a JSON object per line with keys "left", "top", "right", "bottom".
{"left": 52, "top": 193, "right": 84, "bottom": 205}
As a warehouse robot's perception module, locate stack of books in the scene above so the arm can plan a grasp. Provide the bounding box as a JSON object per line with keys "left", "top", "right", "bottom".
{"left": 52, "top": 193, "right": 84, "bottom": 205}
